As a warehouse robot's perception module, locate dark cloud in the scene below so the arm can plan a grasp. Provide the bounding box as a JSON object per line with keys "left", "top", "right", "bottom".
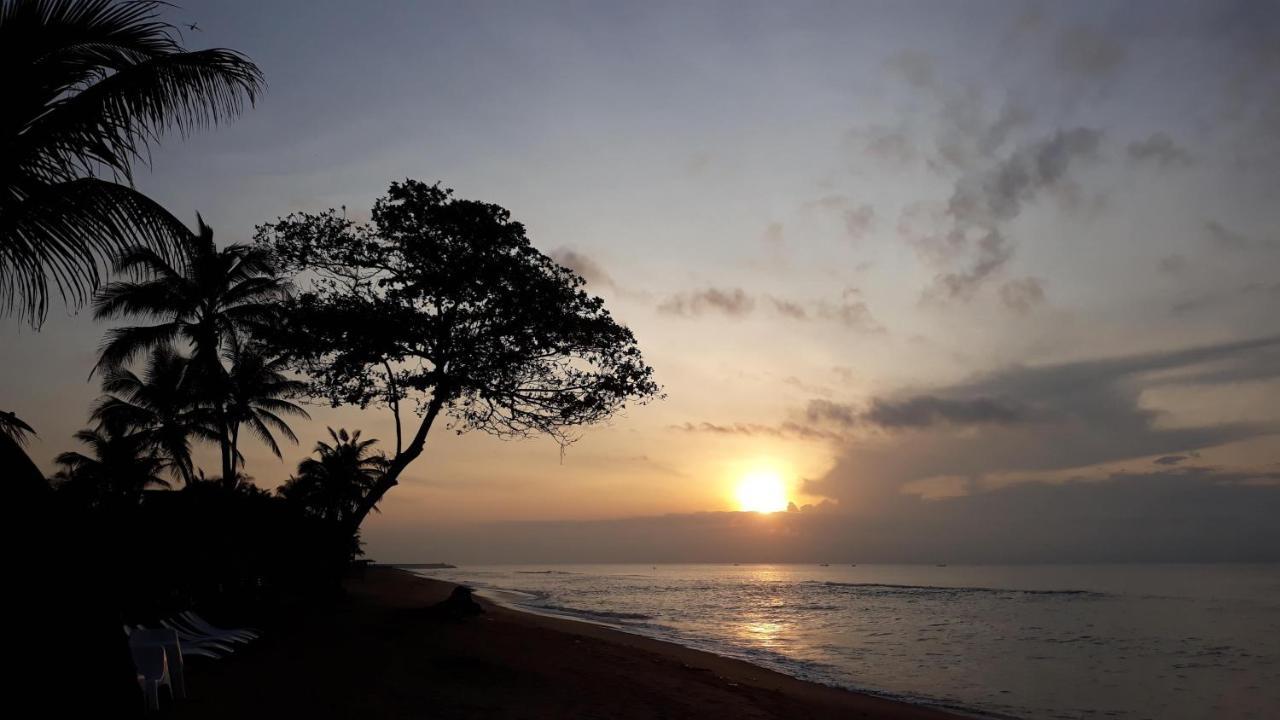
{"left": 1171, "top": 279, "right": 1280, "bottom": 316}
{"left": 1055, "top": 25, "right": 1127, "bottom": 81}
{"left": 811, "top": 289, "right": 886, "bottom": 333}
{"left": 922, "top": 128, "right": 1102, "bottom": 304}
{"left": 842, "top": 204, "right": 875, "bottom": 241}
{"left": 1154, "top": 452, "right": 1199, "bottom": 466}
{"left": 1158, "top": 254, "right": 1188, "bottom": 274}
{"left": 802, "top": 395, "right": 1024, "bottom": 431}
{"left": 804, "top": 399, "right": 859, "bottom": 428}
{"left": 804, "top": 335, "right": 1280, "bottom": 509}
{"left": 885, "top": 49, "right": 936, "bottom": 89}
{"left": 1127, "top": 132, "right": 1193, "bottom": 168}
{"left": 998, "top": 277, "right": 1046, "bottom": 313}
{"left": 863, "top": 395, "right": 1026, "bottom": 429}
{"left": 657, "top": 288, "right": 754, "bottom": 317}
{"left": 768, "top": 297, "right": 808, "bottom": 320}
{"left": 1204, "top": 220, "right": 1252, "bottom": 251}
{"left": 662, "top": 288, "right": 885, "bottom": 333}
{"left": 549, "top": 247, "right": 614, "bottom": 289}
{"left": 806, "top": 195, "right": 878, "bottom": 242}
{"left": 1203, "top": 220, "right": 1276, "bottom": 252}
{"left": 850, "top": 125, "right": 916, "bottom": 166}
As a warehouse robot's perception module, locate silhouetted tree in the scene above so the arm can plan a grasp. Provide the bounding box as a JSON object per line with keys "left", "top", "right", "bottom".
{"left": 92, "top": 345, "right": 213, "bottom": 487}
{"left": 93, "top": 218, "right": 289, "bottom": 484}
{"left": 1, "top": 410, "right": 46, "bottom": 493}
{"left": 0, "top": 0, "right": 263, "bottom": 326}
{"left": 279, "top": 427, "right": 388, "bottom": 531}
{"left": 256, "top": 180, "right": 662, "bottom": 538}
{"left": 221, "top": 337, "right": 309, "bottom": 487}
{"left": 52, "top": 423, "right": 168, "bottom": 508}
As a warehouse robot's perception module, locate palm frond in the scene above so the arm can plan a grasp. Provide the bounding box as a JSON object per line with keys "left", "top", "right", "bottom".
{"left": 1, "top": 0, "right": 264, "bottom": 325}
{"left": 0, "top": 177, "right": 189, "bottom": 324}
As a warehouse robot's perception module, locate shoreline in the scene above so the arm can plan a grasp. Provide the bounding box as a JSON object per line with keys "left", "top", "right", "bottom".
{"left": 449, "top": 576, "right": 988, "bottom": 719}
{"left": 179, "top": 566, "right": 972, "bottom": 718}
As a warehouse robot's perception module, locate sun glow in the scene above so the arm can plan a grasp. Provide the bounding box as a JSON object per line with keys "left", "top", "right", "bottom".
{"left": 735, "top": 470, "right": 789, "bottom": 513}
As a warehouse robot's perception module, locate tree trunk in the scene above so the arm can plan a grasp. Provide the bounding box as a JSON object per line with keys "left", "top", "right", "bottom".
{"left": 342, "top": 395, "right": 446, "bottom": 537}
{"left": 220, "top": 412, "right": 235, "bottom": 490}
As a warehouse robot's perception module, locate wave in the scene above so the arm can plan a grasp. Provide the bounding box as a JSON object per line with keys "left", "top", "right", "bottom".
{"left": 809, "top": 580, "right": 1107, "bottom": 598}
{"left": 534, "top": 603, "right": 655, "bottom": 622}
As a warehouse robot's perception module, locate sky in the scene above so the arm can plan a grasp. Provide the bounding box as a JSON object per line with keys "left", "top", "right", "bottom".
{"left": 5, "top": 0, "right": 1280, "bottom": 563}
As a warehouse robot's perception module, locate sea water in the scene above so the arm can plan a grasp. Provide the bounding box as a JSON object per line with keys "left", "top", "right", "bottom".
{"left": 406, "top": 563, "right": 1280, "bottom": 720}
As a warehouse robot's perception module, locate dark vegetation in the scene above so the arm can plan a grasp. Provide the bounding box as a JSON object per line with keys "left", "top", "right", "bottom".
{"left": 3, "top": 0, "right": 659, "bottom": 714}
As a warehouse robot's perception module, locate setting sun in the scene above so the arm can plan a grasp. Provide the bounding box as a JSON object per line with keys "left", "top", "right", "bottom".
{"left": 735, "top": 470, "right": 790, "bottom": 513}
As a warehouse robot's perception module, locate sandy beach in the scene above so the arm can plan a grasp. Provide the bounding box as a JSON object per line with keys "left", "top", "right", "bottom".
{"left": 175, "top": 566, "right": 965, "bottom": 719}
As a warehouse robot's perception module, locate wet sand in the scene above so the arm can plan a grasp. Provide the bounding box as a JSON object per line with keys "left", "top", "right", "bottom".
{"left": 177, "top": 566, "right": 968, "bottom": 719}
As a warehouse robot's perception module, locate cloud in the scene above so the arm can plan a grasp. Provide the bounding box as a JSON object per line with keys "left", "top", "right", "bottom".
{"left": 863, "top": 395, "right": 1026, "bottom": 429}
{"left": 668, "top": 421, "right": 844, "bottom": 442}
{"left": 843, "top": 204, "right": 875, "bottom": 241}
{"left": 657, "top": 288, "right": 755, "bottom": 317}
{"left": 1158, "top": 254, "right": 1188, "bottom": 274}
{"left": 803, "top": 395, "right": 1025, "bottom": 431}
{"left": 1204, "top": 220, "right": 1251, "bottom": 251}
{"left": 885, "top": 49, "right": 936, "bottom": 89}
{"left": 850, "top": 125, "right": 916, "bottom": 166}
{"left": 661, "top": 288, "right": 886, "bottom": 332}
{"left": 1153, "top": 452, "right": 1199, "bottom": 466}
{"left": 811, "top": 289, "right": 886, "bottom": 333}
{"left": 763, "top": 222, "right": 784, "bottom": 244}
{"left": 998, "top": 277, "right": 1046, "bottom": 313}
{"left": 767, "top": 297, "right": 808, "bottom": 320}
{"left": 921, "top": 128, "right": 1103, "bottom": 304}
{"left": 1055, "top": 25, "right": 1126, "bottom": 81}
{"left": 803, "top": 335, "right": 1280, "bottom": 508}
{"left": 1171, "top": 280, "right": 1280, "bottom": 316}
{"left": 805, "top": 195, "right": 877, "bottom": 242}
{"left": 549, "top": 247, "right": 614, "bottom": 289}
{"left": 1127, "top": 133, "right": 1193, "bottom": 168}
{"left": 1203, "top": 220, "right": 1276, "bottom": 252}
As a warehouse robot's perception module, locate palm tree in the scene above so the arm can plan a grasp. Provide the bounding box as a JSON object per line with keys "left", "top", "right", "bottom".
{"left": 93, "top": 218, "right": 289, "bottom": 484}
{"left": 1, "top": 410, "right": 47, "bottom": 493}
{"left": 1, "top": 0, "right": 264, "bottom": 326}
{"left": 91, "top": 345, "right": 214, "bottom": 487}
{"left": 93, "top": 217, "right": 285, "bottom": 369}
{"left": 279, "top": 428, "right": 388, "bottom": 526}
{"left": 52, "top": 423, "right": 168, "bottom": 508}
{"left": 222, "top": 338, "right": 309, "bottom": 489}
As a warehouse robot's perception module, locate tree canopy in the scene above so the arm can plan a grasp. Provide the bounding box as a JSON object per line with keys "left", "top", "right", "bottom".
{"left": 255, "top": 179, "right": 661, "bottom": 532}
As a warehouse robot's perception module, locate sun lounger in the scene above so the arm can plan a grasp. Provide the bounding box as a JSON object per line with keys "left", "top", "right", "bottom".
{"left": 157, "top": 619, "right": 239, "bottom": 654}
{"left": 180, "top": 611, "right": 260, "bottom": 641}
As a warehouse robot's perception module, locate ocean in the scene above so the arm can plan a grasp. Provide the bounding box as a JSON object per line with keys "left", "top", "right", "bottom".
{"left": 406, "top": 563, "right": 1280, "bottom": 719}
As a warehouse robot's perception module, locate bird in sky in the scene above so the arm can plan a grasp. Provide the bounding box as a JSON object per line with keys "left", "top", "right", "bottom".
{"left": 185, "top": 22, "right": 201, "bottom": 32}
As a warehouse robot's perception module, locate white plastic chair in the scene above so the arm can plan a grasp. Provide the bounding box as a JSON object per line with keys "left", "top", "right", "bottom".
{"left": 129, "top": 642, "right": 170, "bottom": 712}
{"left": 128, "top": 628, "right": 186, "bottom": 699}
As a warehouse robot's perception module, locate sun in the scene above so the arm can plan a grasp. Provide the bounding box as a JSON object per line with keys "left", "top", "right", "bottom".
{"left": 735, "top": 470, "right": 790, "bottom": 513}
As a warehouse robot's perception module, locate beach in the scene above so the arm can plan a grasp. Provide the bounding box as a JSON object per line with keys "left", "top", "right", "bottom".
{"left": 177, "top": 566, "right": 963, "bottom": 719}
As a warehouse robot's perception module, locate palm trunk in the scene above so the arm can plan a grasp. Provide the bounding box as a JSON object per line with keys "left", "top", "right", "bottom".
{"left": 177, "top": 457, "right": 196, "bottom": 488}
{"left": 220, "top": 410, "right": 235, "bottom": 490}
